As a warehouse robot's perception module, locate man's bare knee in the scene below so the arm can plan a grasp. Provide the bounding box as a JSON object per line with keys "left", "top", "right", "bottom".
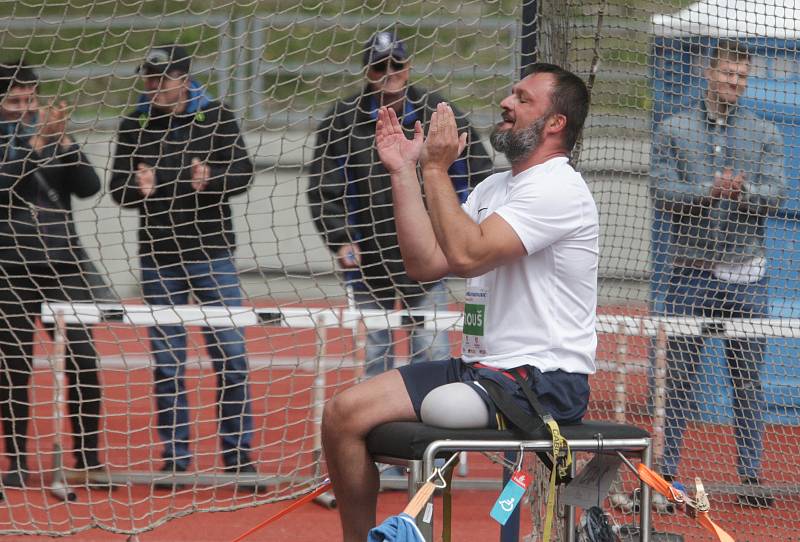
{"left": 323, "top": 393, "right": 357, "bottom": 436}
{"left": 323, "top": 371, "right": 415, "bottom": 438}
{"left": 323, "top": 385, "right": 378, "bottom": 438}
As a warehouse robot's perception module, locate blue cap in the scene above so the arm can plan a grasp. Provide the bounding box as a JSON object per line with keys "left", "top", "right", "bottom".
{"left": 363, "top": 32, "right": 408, "bottom": 67}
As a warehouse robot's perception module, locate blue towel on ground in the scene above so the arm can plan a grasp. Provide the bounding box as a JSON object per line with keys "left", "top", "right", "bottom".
{"left": 367, "top": 513, "right": 426, "bottom": 542}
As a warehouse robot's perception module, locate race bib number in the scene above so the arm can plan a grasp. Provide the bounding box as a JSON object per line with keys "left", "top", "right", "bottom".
{"left": 463, "top": 302, "right": 485, "bottom": 336}
{"left": 462, "top": 288, "right": 488, "bottom": 356}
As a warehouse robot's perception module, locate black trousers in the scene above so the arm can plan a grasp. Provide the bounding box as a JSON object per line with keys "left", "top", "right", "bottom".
{"left": 0, "top": 266, "right": 102, "bottom": 468}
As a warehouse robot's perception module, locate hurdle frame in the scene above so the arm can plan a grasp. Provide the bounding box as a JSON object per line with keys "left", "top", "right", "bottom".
{"left": 40, "top": 302, "right": 798, "bottom": 497}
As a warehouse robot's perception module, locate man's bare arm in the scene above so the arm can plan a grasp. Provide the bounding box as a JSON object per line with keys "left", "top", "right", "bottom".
{"left": 421, "top": 103, "right": 526, "bottom": 278}
{"left": 376, "top": 107, "right": 450, "bottom": 281}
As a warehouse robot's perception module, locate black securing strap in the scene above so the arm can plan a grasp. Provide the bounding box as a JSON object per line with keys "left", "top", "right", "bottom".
{"left": 478, "top": 371, "right": 573, "bottom": 485}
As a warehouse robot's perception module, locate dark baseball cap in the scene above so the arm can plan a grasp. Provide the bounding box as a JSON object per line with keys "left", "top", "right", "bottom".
{"left": 0, "top": 62, "right": 37, "bottom": 98}
{"left": 362, "top": 32, "right": 408, "bottom": 67}
{"left": 140, "top": 45, "right": 191, "bottom": 76}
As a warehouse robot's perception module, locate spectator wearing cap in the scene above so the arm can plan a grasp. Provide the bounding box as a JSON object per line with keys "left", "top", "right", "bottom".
{"left": 110, "top": 45, "right": 256, "bottom": 481}
{"left": 0, "top": 60, "right": 110, "bottom": 487}
{"left": 308, "top": 32, "right": 493, "bottom": 382}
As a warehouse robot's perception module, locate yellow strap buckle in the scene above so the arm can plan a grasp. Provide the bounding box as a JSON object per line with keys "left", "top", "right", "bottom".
{"left": 542, "top": 417, "right": 571, "bottom": 541}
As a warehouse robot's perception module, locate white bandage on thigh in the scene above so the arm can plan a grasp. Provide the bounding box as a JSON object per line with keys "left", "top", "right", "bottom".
{"left": 420, "top": 382, "right": 490, "bottom": 429}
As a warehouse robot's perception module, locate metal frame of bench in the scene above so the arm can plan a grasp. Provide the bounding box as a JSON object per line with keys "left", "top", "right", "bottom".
{"left": 368, "top": 421, "right": 653, "bottom": 542}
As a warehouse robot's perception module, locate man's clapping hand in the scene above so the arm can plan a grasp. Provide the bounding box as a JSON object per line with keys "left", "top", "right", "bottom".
{"left": 136, "top": 163, "right": 156, "bottom": 198}
{"left": 711, "top": 168, "right": 744, "bottom": 200}
{"left": 191, "top": 157, "right": 210, "bottom": 192}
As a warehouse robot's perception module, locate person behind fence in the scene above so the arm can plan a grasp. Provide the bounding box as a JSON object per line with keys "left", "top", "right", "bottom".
{"left": 651, "top": 39, "right": 785, "bottom": 508}
{"left": 307, "top": 31, "right": 493, "bottom": 379}
{"left": 0, "top": 61, "right": 112, "bottom": 488}
{"left": 109, "top": 45, "right": 256, "bottom": 481}
{"left": 322, "top": 63, "right": 596, "bottom": 540}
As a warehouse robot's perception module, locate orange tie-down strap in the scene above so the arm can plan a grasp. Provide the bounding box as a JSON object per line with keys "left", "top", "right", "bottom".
{"left": 230, "top": 480, "right": 333, "bottom": 542}
{"left": 635, "top": 463, "right": 734, "bottom": 542}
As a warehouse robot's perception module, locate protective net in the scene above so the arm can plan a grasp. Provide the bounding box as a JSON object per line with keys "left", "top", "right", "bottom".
{"left": 0, "top": 0, "right": 796, "bottom": 539}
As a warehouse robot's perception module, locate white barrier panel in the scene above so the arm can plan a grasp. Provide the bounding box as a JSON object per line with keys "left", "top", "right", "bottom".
{"left": 39, "top": 302, "right": 799, "bottom": 502}
{"left": 43, "top": 302, "right": 800, "bottom": 338}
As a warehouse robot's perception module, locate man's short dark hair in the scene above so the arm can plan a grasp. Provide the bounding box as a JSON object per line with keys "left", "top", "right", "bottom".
{"left": 0, "top": 61, "right": 38, "bottom": 99}
{"left": 710, "top": 39, "right": 751, "bottom": 68}
{"left": 521, "top": 63, "right": 589, "bottom": 152}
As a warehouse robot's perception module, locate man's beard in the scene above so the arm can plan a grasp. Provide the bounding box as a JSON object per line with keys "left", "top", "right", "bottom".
{"left": 490, "top": 114, "right": 548, "bottom": 164}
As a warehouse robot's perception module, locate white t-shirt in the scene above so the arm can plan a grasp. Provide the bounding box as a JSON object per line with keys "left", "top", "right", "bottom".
{"left": 460, "top": 156, "right": 599, "bottom": 374}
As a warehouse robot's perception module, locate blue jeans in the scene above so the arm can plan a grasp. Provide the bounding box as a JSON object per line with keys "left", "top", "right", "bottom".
{"left": 661, "top": 267, "right": 767, "bottom": 480}
{"left": 141, "top": 257, "right": 253, "bottom": 469}
{"left": 353, "top": 281, "right": 451, "bottom": 378}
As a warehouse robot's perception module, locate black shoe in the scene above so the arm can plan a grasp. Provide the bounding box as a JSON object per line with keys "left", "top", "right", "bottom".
{"left": 226, "top": 462, "right": 262, "bottom": 491}
{"left": 224, "top": 462, "right": 257, "bottom": 475}
{"left": 3, "top": 465, "right": 29, "bottom": 488}
{"left": 66, "top": 464, "right": 118, "bottom": 490}
{"left": 74, "top": 452, "right": 102, "bottom": 471}
{"left": 738, "top": 478, "right": 775, "bottom": 508}
{"left": 153, "top": 461, "right": 189, "bottom": 490}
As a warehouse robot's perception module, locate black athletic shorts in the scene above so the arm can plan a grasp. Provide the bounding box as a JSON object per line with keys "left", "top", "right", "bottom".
{"left": 397, "top": 357, "right": 590, "bottom": 427}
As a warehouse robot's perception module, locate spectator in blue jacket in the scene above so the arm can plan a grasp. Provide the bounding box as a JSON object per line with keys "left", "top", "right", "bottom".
{"left": 651, "top": 39, "right": 785, "bottom": 508}
{"left": 110, "top": 45, "right": 255, "bottom": 481}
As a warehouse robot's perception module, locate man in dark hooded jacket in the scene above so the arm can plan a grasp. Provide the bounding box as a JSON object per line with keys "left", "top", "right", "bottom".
{"left": 0, "top": 61, "right": 108, "bottom": 487}
{"left": 110, "top": 45, "right": 255, "bottom": 478}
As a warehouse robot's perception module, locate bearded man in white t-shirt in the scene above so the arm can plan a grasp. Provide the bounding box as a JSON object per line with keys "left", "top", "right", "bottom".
{"left": 321, "top": 63, "right": 597, "bottom": 541}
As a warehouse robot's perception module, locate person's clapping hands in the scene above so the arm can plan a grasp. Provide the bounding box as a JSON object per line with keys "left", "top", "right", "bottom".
{"left": 191, "top": 157, "right": 210, "bottom": 192}
{"left": 375, "top": 106, "right": 422, "bottom": 174}
{"left": 30, "top": 99, "right": 73, "bottom": 152}
{"left": 420, "top": 102, "right": 467, "bottom": 175}
{"left": 711, "top": 168, "right": 744, "bottom": 200}
{"left": 136, "top": 163, "right": 156, "bottom": 198}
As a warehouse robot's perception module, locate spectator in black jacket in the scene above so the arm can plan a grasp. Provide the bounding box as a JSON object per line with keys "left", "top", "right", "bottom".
{"left": 110, "top": 46, "right": 255, "bottom": 479}
{"left": 0, "top": 61, "right": 108, "bottom": 487}
{"left": 308, "top": 32, "right": 493, "bottom": 379}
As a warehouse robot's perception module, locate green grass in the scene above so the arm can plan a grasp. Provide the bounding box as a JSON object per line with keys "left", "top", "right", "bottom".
{"left": 0, "top": 0, "right": 686, "bottom": 122}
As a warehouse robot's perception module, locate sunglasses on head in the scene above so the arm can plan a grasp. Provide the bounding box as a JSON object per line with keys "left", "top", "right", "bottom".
{"left": 369, "top": 58, "right": 408, "bottom": 73}
{"left": 144, "top": 50, "right": 171, "bottom": 69}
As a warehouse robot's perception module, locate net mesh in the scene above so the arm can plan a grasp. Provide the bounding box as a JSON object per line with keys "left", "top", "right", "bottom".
{"left": 0, "top": 0, "right": 797, "bottom": 539}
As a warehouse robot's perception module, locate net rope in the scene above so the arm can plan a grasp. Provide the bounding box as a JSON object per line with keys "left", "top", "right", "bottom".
{"left": 0, "top": 0, "right": 797, "bottom": 539}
